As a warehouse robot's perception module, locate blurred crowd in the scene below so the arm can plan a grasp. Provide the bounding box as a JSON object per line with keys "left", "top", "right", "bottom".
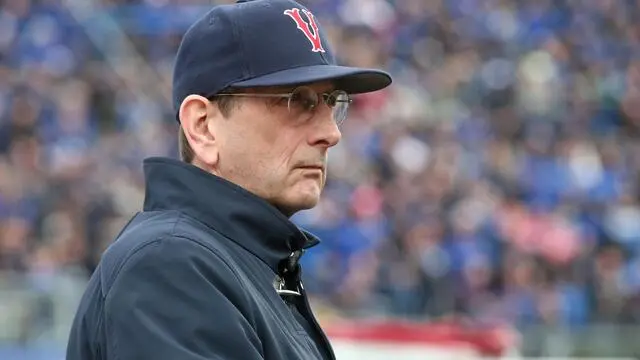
{"left": 1, "top": 0, "right": 640, "bottom": 338}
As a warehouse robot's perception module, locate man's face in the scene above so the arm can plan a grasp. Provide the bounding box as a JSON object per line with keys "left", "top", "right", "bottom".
{"left": 210, "top": 81, "right": 342, "bottom": 216}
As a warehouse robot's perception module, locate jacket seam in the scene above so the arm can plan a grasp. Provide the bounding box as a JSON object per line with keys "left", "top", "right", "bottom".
{"left": 172, "top": 234, "right": 245, "bottom": 284}
{"left": 106, "top": 238, "right": 164, "bottom": 360}
{"left": 103, "top": 214, "right": 181, "bottom": 300}
{"left": 102, "top": 215, "right": 182, "bottom": 360}
{"left": 104, "top": 236, "right": 256, "bottom": 359}
{"left": 174, "top": 210, "right": 280, "bottom": 275}
{"left": 169, "top": 211, "right": 254, "bottom": 284}
{"left": 104, "top": 239, "right": 248, "bottom": 357}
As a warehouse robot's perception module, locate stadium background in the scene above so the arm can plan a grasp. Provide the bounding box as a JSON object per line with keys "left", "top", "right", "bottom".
{"left": 1, "top": 0, "right": 640, "bottom": 358}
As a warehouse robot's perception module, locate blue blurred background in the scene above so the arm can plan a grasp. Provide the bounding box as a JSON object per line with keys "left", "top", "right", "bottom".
{"left": 1, "top": 0, "right": 640, "bottom": 358}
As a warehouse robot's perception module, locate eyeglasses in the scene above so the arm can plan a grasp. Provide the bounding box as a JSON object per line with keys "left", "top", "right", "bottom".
{"left": 214, "top": 86, "right": 352, "bottom": 127}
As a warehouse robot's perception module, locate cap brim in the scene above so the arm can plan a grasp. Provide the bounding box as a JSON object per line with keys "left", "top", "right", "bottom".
{"left": 229, "top": 65, "right": 392, "bottom": 94}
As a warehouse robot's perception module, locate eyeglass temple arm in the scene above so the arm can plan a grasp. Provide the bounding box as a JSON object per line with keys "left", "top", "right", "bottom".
{"left": 217, "top": 92, "right": 353, "bottom": 104}
{"left": 215, "top": 93, "right": 292, "bottom": 98}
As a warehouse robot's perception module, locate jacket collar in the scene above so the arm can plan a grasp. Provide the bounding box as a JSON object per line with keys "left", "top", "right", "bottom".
{"left": 141, "top": 157, "right": 320, "bottom": 273}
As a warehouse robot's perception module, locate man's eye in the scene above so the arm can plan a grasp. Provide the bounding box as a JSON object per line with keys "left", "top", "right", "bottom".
{"left": 298, "top": 97, "right": 317, "bottom": 111}
{"left": 290, "top": 94, "right": 316, "bottom": 111}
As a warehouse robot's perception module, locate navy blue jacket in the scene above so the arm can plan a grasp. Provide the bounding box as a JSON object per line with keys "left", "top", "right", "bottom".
{"left": 66, "top": 157, "right": 336, "bottom": 360}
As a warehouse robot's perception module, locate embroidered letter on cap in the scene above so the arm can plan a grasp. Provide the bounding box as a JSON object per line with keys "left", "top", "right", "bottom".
{"left": 283, "top": 8, "right": 325, "bottom": 53}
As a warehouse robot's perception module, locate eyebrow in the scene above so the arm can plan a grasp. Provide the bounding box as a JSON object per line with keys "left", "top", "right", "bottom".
{"left": 256, "top": 86, "right": 337, "bottom": 94}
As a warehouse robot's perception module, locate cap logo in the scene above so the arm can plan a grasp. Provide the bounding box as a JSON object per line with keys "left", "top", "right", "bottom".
{"left": 283, "top": 8, "right": 325, "bottom": 53}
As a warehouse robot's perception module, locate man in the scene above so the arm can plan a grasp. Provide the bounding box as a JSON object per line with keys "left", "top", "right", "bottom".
{"left": 66, "top": 0, "right": 391, "bottom": 359}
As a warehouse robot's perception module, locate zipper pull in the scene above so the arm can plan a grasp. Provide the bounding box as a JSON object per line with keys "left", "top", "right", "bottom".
{"left": 275, "top": 250, "right": 304, "bottom": 298}
{"left": 274, "top": 274, "right": 301, "bottom": 297}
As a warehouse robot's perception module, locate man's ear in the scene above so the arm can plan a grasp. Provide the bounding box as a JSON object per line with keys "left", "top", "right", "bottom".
{"left": 179, "top": 95, "right": 219, "bottom": 167}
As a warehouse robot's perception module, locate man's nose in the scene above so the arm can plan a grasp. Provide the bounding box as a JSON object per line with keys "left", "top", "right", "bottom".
{"left": 308, "top": 105, "right": 342, "bottom": 148}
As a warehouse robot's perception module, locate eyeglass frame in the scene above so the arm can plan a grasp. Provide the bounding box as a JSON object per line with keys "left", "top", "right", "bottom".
{"left": 208, "top": 86, "right": 353, "bottom": 127}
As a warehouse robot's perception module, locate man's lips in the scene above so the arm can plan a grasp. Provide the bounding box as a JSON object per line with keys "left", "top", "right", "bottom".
{"left": 296, "top": 164, "right": 325, "bottom": 172}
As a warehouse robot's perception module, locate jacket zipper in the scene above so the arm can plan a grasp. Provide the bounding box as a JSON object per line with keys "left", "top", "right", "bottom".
{"left": 280, "top": 249, "right": 336, "bottom": 360}
{"left": 299, "top": 283, "right": 336, "bottom": 360}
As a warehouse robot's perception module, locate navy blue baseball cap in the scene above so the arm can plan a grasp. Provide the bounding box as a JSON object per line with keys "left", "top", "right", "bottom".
{"left": 172, "top": 0, "right": 392, "bottom": 116}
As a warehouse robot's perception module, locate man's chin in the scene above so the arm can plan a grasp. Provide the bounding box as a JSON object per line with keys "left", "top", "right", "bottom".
{"left": 276, "top": 187, "right": 322, "bottom": 217}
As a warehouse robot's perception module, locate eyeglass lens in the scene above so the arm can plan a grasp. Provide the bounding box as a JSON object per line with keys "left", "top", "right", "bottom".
{"left": 287, "top": 87, "right": 349, "bottom": 126}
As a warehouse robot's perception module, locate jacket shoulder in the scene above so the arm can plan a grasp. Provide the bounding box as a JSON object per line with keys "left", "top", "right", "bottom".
{"left": 98, "top": 221, "right": 264, "bottom": 360}
{"left": 98, "top": 210, "right": 236, "bottom": 297}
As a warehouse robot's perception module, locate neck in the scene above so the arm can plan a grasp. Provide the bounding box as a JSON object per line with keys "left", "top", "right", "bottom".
{"left": 189, "top": 158, "right": 297, "bottom": 218}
